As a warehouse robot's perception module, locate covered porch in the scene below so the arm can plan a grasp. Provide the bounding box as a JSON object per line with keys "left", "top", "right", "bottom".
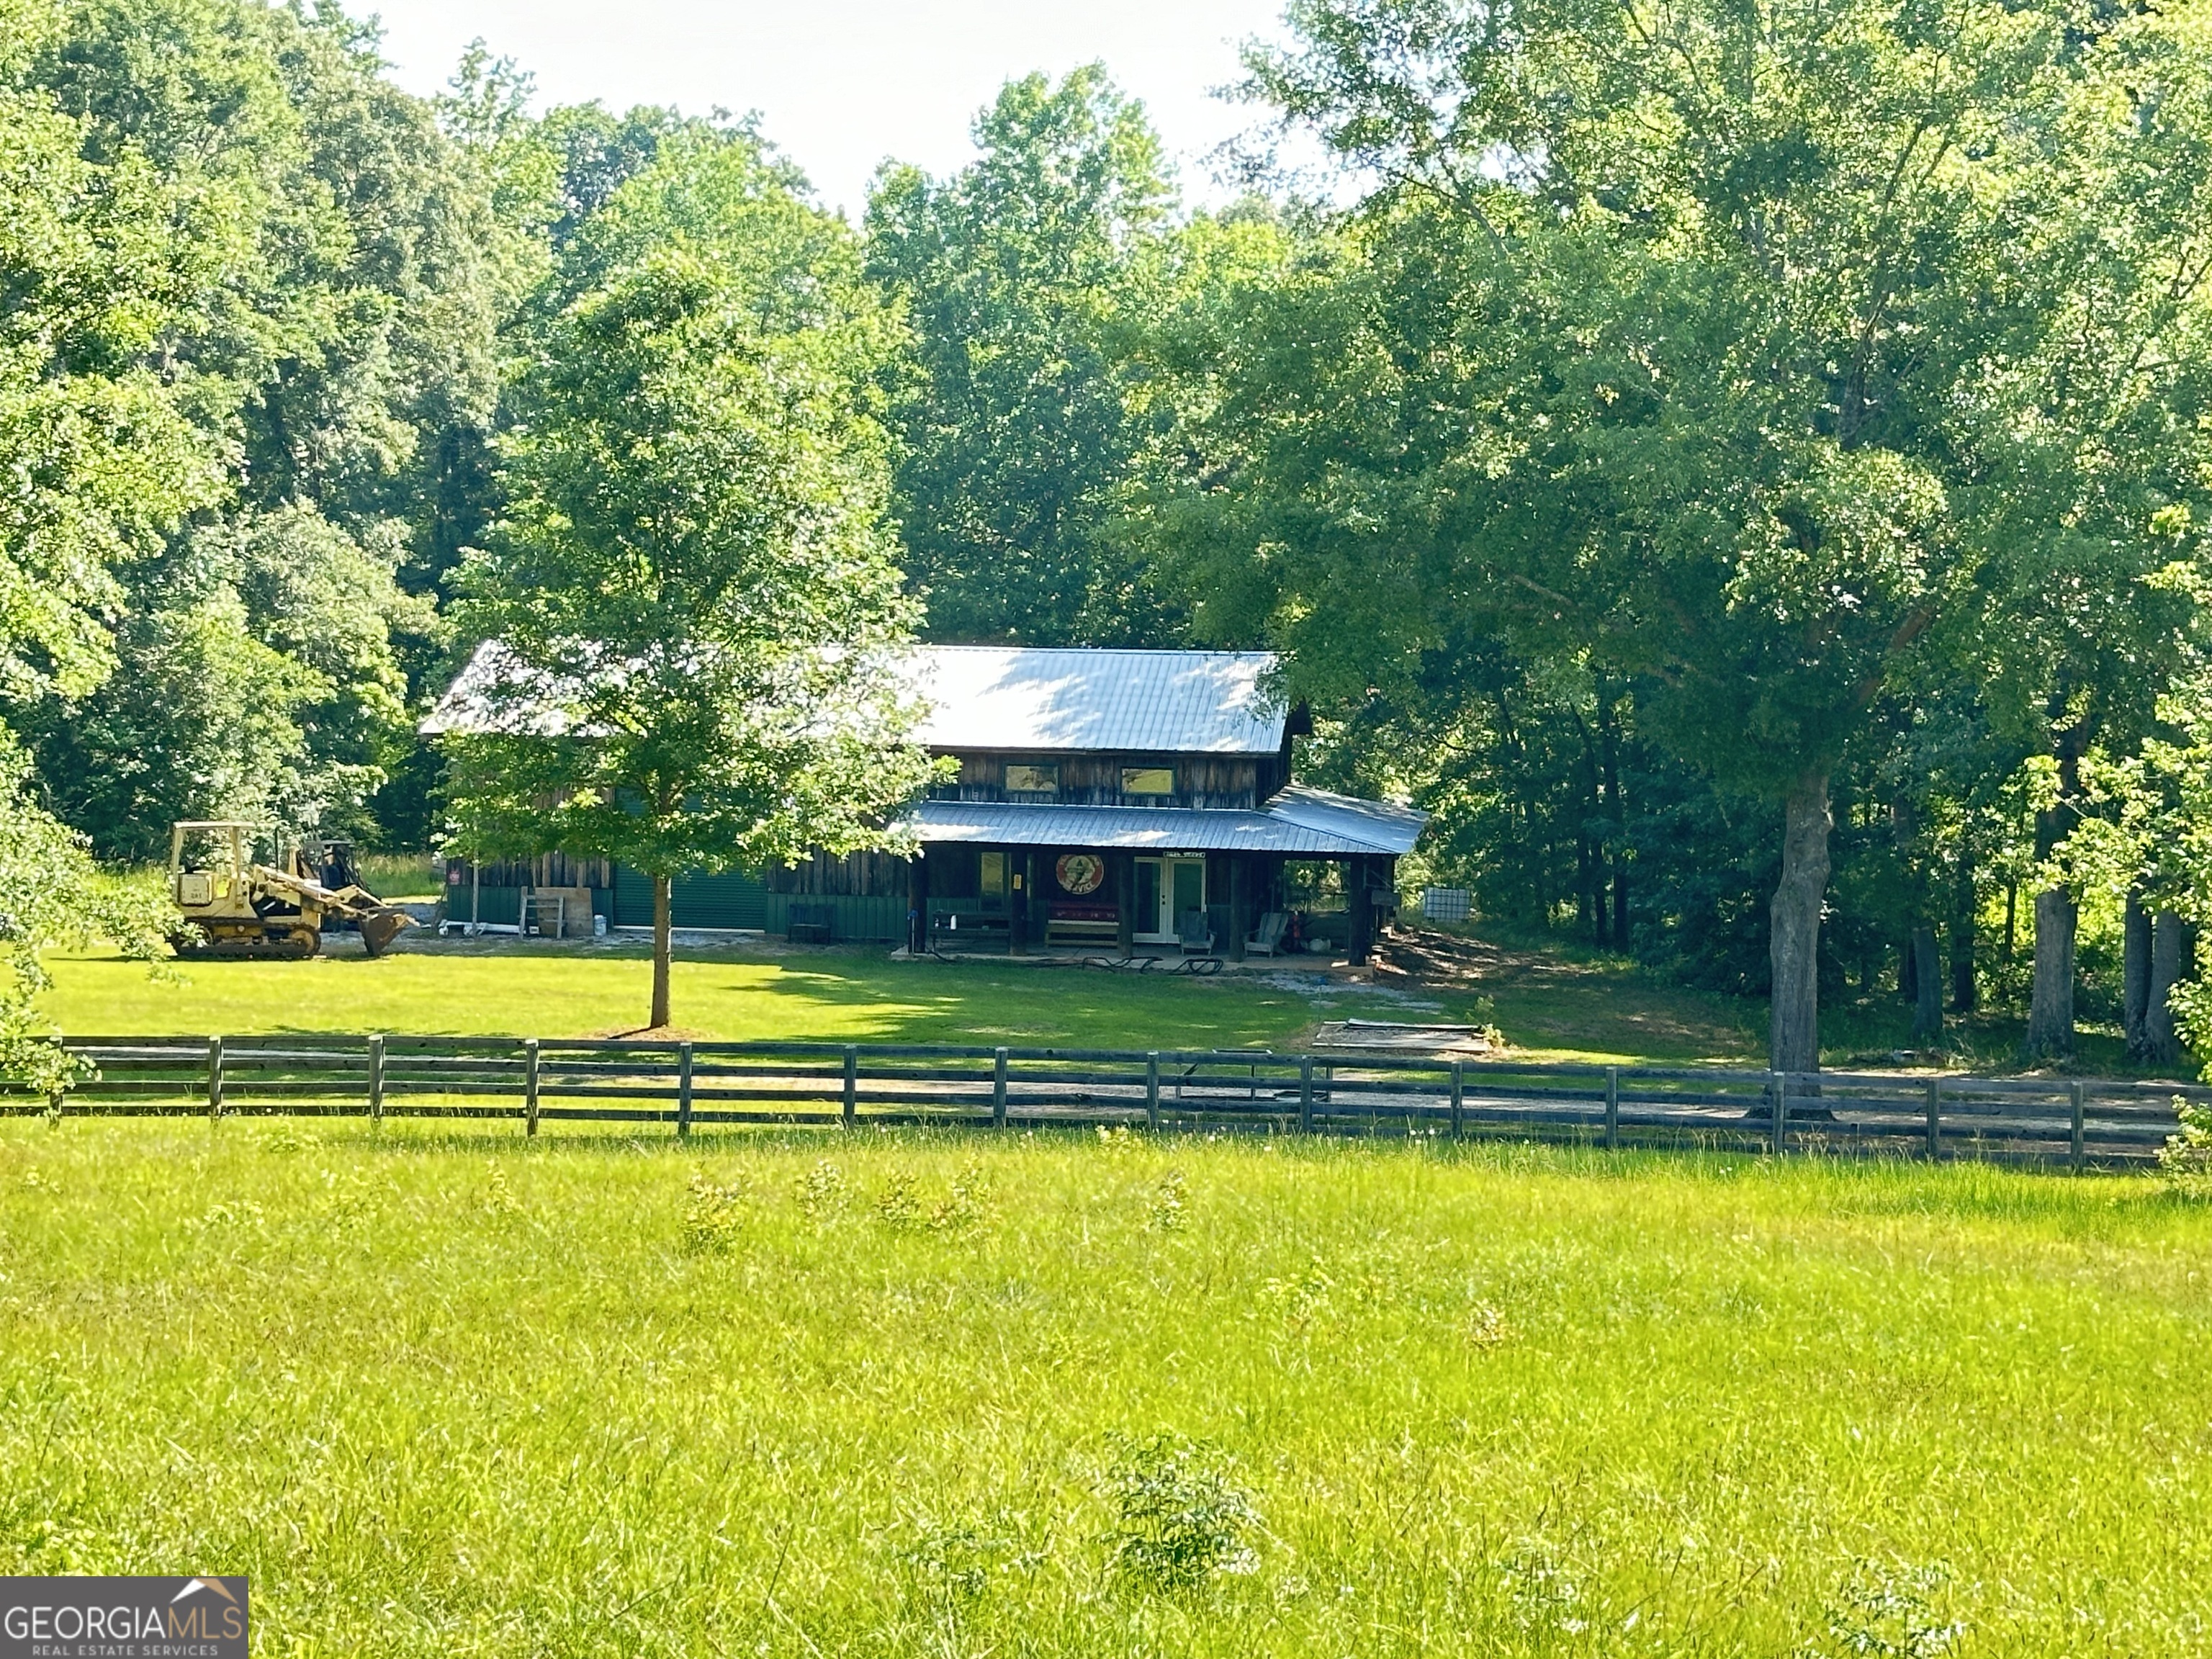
{"left": 901, "top": 786, "right": 1426, "bottom": 965}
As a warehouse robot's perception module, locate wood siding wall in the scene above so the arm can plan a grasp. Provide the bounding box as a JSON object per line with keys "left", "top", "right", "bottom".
{"left": 765, "top": 849, "right": 911, "bottom": 897}
{"left": 445, "top": 853, "right": 613, "bottom": 890}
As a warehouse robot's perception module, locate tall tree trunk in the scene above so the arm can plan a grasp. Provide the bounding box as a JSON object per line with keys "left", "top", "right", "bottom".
{"left": 1911, "top": 926, "right": 1941, "bottom": 1041}
{"left": 1599, "top": 683, "right": 1629, "bottom": 949}
{"left": 2145, "top": 909, "right": 2186, "bottom": 1071}
{"left": 2026, "top": 723, "right": 2088, "bottom": 1064}
{"left": 1576, "top": 835, "right": 1595, "bottom": 941}
{"left": 2123, "top": 887, "right": 2153, "bottom": 1061}
{"left": 1950, "top": 849, "right": 1977, "bottom": 1012}
{"left": 2024, "top": 888, "right": 2076, "bottom": 1059}
{"left": 651, "top": 872, "right": 673, "bottom": 1030}
{"left": 1768, "top": 770, "right": 1830, "bottom": 1076}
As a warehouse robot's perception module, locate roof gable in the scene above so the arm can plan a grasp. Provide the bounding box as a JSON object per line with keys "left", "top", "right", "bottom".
{"left": 908, "top": 647, "right": 1284, "bottom": 755}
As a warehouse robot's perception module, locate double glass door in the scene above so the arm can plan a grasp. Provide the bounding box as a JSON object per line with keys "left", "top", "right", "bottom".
{"left": 1133, "top": 857, "right": 1205, "bottom": 943}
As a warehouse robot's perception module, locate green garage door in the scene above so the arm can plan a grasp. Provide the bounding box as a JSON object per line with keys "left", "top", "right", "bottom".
{"left": 611, "top": 866, "right": 769, "bottom": 930}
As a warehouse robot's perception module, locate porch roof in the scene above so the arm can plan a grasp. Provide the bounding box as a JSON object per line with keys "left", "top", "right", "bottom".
{"left": 907, "top": 785, "right": 1425, "bottom": 858}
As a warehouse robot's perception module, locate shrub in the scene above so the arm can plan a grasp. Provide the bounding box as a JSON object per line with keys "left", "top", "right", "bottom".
{"left": 1807, "top": 1560, "right": 1966, "bottom": 1658}
{"left": 1100, "top": 1431, "right": 1259, "bottom": 1593}
{"left": 928, "top": 1157, "right": 993, "bottom": 1235}
{"left": 874, "top": 1170, "right": 922, "bottom": 1230}
{"left": 2159, "top": 1099, "right": 2212, "bottom": 1192}
{"left": 1147, "top": 1171, "right": 1187, "bottom": 1232}
{"left": 794, "top": 1159, "right": 847, "bottom": 1219}
{"left": 682, "top": 1172, "right": 747, "bottom": 1253}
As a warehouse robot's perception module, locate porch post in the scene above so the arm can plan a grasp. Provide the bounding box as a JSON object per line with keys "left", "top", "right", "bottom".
{"left": 1349, "top": 855, "right": 1375, "bottom": 966}
{"left": 1114, "top": 852, "right": 1136, "bottom": 955}
{"left": 907, "top": 850, "right": 928, "bottom": 954}
{"left": 1010, "top": 850, "right": 1029, "bottom": 954}
{"left": 1227, "top": 855, "right": 1248, "bottom": 963}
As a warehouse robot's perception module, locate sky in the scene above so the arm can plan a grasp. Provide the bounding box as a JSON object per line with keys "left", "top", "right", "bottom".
{"left": 353, "top": 0, "right": 1303, "bottom": 220}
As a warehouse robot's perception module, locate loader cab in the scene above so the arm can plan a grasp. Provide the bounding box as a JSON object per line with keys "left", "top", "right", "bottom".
{"left": 170, "top": 821, "right": 260, "bottom": 918}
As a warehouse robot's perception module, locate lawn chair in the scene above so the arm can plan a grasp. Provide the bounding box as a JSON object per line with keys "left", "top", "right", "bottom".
{"left": 1177, "top": 908, "right": 1215, "bottom": 956}
{"left": 1246, "top": 911, "right": 1288, "bottom": 957}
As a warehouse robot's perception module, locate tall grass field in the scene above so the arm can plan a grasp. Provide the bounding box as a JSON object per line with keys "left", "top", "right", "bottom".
{"left": 4, "top": 1120, "right": 2208, "bottom": 1655}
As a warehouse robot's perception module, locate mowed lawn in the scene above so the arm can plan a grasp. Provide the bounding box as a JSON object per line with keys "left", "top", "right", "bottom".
{"left": 4, "top": 1122, "right": 2209, "bottom": 1656}
{"left": 38, "top": 936, "right": 1773, "bottom": 1064}
{"left": 37, "top": 939, "right": 1501, "bottom": 1054}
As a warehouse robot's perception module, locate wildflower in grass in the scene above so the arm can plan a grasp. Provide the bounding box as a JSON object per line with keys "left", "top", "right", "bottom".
{"left": 263, "top": 1128, "right": 321, "bottom": 1153}
{"left": 1259, "top": 1258, "right": 1336, "bottom": 1330}
{"left": 682, "top": 1171, "right": 747, "bottom": 1254}
{"left": 904, "top": 1518, "right": 997, "bottom": 1604}
{"left": 875, "top": 1170, "right": 922, "bottom": 1231}
{"left": 1096, "top": 1124, "right": 1139, "bottom": 1159}
{"left": 184, "top": 1200, "right": 265, "bottom": 1233}
{"left": 927, "top": 1157, "right": 993, "bottom": 1235}
{"left": 2159, "top": 1099, "right": 2212, "bottom": 1192}
{"left": 1467, "top": 1300, "right": 1510, "bottom": 1348}
{"left": 1807, "top": 1560, "right": 1966, "bottom": 1658}
{"left": 1147, "top": 1171, "right": 1187, "bottom": 1232}
{"left": 1100, "top": 1431, "right": 1259, "bottom": 1594}
{"left": 17, "top": 1165, "right": 57, "bottom": 1194}
{"left": 1498, "top": 1546, "right": 1588, "bottom": 1637}
{"left": 483, "top": 1161, "right": 521, "bottom": 1217}
{"left": 795, "top": 1159, "right": 848, "bottom": 1220}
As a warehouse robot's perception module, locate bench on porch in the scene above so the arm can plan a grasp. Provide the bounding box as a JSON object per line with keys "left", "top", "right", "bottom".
{"left": 1046, "top": 902, "right": 1120, "bottom": 948}
{"left": 786, "top": 903, "right": 834, "bottom": 944}
{"left": 930, "top": 910, "right": 1010, "bottom": 948}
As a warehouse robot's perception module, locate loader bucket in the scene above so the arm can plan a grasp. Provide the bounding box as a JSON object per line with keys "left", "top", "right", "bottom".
{"left": 359, "top": 909, "right": 413, "bottom": 958}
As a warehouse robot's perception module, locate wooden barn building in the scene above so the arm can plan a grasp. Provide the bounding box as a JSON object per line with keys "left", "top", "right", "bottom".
{"left": 427, "top": 645, "right": 1426, "bottom": 963}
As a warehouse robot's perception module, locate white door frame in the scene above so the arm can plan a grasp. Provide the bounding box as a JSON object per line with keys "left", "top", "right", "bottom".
{"left": 1133, "top": 856, "right": 1205, "bottom": 944}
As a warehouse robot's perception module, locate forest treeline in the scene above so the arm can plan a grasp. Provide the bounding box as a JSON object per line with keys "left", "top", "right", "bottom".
{"left": 10, "top": 0, "right": 2212, "bottom": 1070}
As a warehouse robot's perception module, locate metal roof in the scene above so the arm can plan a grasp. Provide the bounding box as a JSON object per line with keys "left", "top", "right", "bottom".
{"left": 907, "top": 786, "right": 1426, "bottom": 857}
{"left": 905, "top": 647, "right": 1284, "bottom": 755}
{"left": 425, "top": 642, "right": 1288, "bottom": 756}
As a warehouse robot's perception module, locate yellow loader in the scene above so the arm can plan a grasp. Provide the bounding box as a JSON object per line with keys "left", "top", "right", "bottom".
{"left": 168, "top": 821, "right": 413, "bottom": 960}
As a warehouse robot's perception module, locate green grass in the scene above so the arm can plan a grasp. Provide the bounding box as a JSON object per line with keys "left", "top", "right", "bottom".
{"left": 4, "top": 1121, "right": 2209, "bottom": 1655}
{"left": 354, "top": 850, "right": 439, "bottom": 902}
{"left": 38, "top": 941, "right": 1445, "bottom": 1051}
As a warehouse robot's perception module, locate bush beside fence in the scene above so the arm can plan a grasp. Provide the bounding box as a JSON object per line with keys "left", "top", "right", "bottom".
{"left": 11, "top": 1036, "right": 2206, "bottom": 1170}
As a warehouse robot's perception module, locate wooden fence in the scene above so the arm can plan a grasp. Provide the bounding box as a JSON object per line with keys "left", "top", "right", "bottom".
{"left": 9, "top": 1036, "right": 2207, "bottom": 1169}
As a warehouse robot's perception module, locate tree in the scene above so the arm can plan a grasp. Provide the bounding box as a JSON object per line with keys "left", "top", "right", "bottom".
{"left": 4, "top": 0, "right": 519, "bottom": 855}
{"left": 443, "top": 135, "right": 937, "bottom": 1029}
{"left": 1156, "top": 0, "right": 2212, "bottom": 1071}
{"left": 867, "top": 67, "right": 1179, "bottom": 644}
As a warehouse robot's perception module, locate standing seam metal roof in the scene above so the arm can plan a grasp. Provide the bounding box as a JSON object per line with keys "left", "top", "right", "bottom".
{"left": 904, "top": 647, "right": 1284, "bottom": 755}
{"left": 906, "top": 786, "right": 1426, "bottom": 857}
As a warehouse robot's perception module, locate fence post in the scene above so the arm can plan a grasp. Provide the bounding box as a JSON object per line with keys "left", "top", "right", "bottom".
{"left": 1299, "top": 1056, "right": 1314, "bottom": 1134}
{"left": 1769, "top": 1069, "right": 1786, "bottom": 1154}
{"left": 993, "top": 1046, "right": 1008, "bottom": 1129}
{"left": 206, "top": 1036, "right": 223, "bottom": 1123}
{"left": 1146, "top": 1051, "right": 1161, "bottom": 1131}
{"left": 1924, "top": 1078, "right": 1940, "bottom": 1161}
{"left": 842, "top": 1045, "right": 858, "bottom": 1130}
{"left": 523, "top": 1038, "right": 541, "bottom": 1138}
{"left": 1604, "top": 1065, "right": 1619, "bottom": 1151}
{"left": 676, "top": 1042, "right": 695, "bottom": 1140}
{"left": 1450, "top": 1060, "right": 1465, "bottom": 1138}
{"left": 368, "top": 1034, "right": 385, "bottom": 1128}
{"left": 2069, "top": 1080, "right": 2085, "bottom": 1172}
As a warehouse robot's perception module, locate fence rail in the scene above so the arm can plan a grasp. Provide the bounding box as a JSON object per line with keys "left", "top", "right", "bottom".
{"left": 9, "top": 1036, "right": 2206, "bottom": 1169}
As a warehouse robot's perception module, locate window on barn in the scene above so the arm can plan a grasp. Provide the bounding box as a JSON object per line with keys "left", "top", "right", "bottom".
{"left": 1004, "top": 763, "right": 1058, "bottom": 799}
{"left": 1120, "top": 765, "right": 1174, "bottom": 800}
